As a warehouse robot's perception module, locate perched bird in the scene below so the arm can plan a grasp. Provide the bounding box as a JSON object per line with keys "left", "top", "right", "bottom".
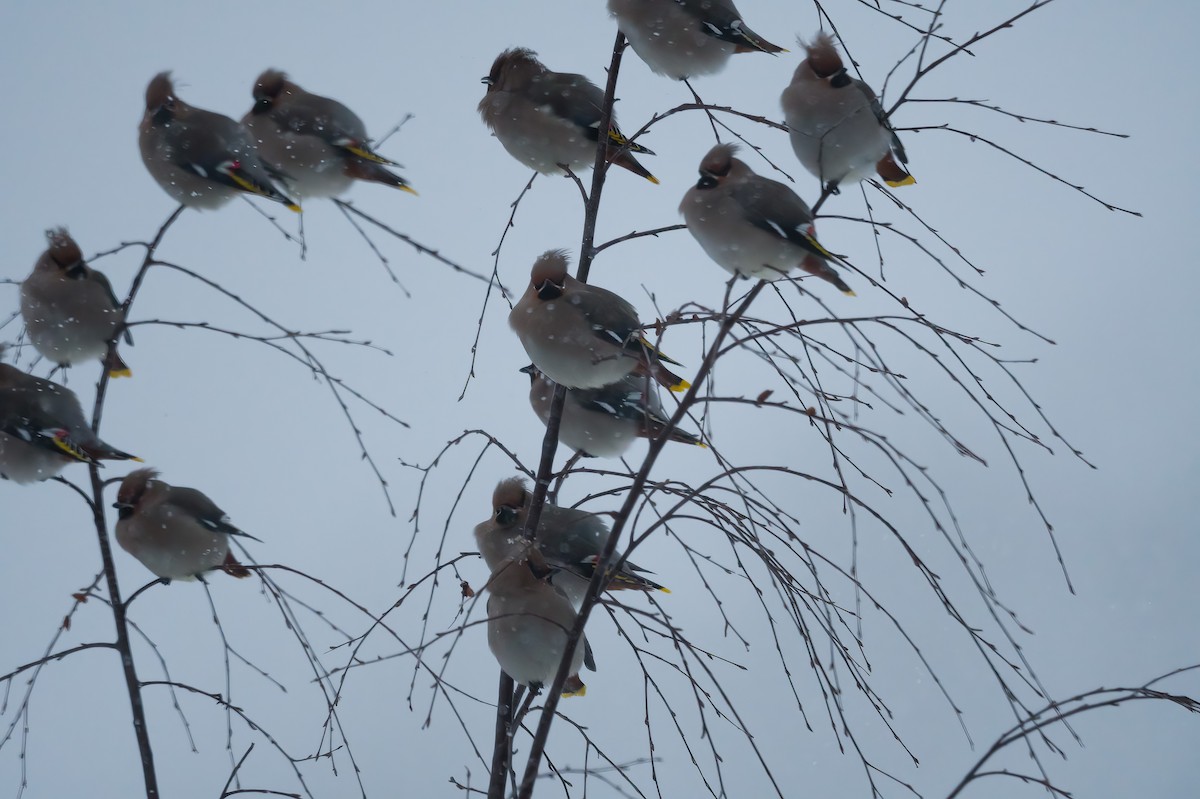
{"left": 780, "top": 32, "right": 914, "bottom": 190}
{"left": 0, "top": 363, "right": 140, "bottom": 483}
{"left": 509, "top": 250, "right": 689, "bottom": 391}
{"left": 139, "top": 72, "right": 300, "bottom": 211}
{"left": 486, "top": 557, "right": 590, "bottom": 697}
{"left": 20, "top": 228, "right": 131, "bottom": 378}
{"left": 113, "top": 468, "right": 256, "bottom": 582}
{"left": 242, "top": 69, "right": 415, "bottom": 198}
{"left": 474, "top": 476, "right": 668, "bottom": 608}
{"left": 521, "top": 364, "right": 704, "bottom": 458}
{"left": 680, "top": 143, "right": 853, "bottom": 294}
{"left": 608, "top": 0, "right": 785, "bottom": 80}
{"left": 479, "top": 48, "right": 658, "bottom": 183}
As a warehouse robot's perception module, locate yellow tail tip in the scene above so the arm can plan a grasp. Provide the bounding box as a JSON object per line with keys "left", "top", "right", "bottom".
{"left": 670, "top": 378, "right": 691, "bottom": 392}
{"left": 658, "top": 586, "right": 671, "bottom": 594}
{"left": 646, "top": 174, "right": 661, "bottom": 185}
{"left": 399, "top": 185, "right": 419, "bottom": 196}
{"left": 561, "top": 684, "right": 587, "bottom": 698}
{"left": 842, "top": 289, "right": 857, "bottom": 297}
{"left": 695, "top": 441, "right": 709, "bottom": 449}
{"left": 286, "top": 202, "right": 302, "bottom": 213}
{"left": 108, "top": 368, "right": 133, "bottom": 379}
{"left": 885, "top": 175, "right": 917, "bottom": 188}
{"left": 130, "top": 456, "right": 146, "bottom": 463}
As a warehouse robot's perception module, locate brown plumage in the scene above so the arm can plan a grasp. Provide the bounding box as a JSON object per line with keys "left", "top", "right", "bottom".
{"left": 522, "top": 365, "right": 704, "bottom": 458}
{"left": 781, "top": 33, "right": 915, "bottom": 189}
{"left": 509, "top": 250, "right": 689, "bottom": 391}
{"left": 0, "top": 363, "right": 140, "bottom": 483}
{"left": 479, "top": 49, "right": 658, "bottom": 183}
{"left": 475, "top": 476, "right": 669, "bottom": 608}
{"left": 20, "top": 228, "right": 131, "bottom": 378}
{"left": 681, "top": 143, "right": 853, "bottom": 293}
{"left": 242, "top": 69, "right": 415, "bottom": 198}
{"left": 608, "top": 0, "right": 785, "bottom": 80}
{"left": 139, "top": 71, "right": 300, "bottom": 210}
{"left": 114, "top": 468, "right": 257, "bottom": 582}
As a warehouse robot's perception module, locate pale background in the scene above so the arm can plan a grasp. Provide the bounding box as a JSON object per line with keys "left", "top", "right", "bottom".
{"left": 1, "top": 1, "right": 1197, "bottom": 797}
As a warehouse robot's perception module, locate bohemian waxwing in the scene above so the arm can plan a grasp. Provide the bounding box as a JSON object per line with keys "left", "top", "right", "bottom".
{"left": 509, "top": 250, "right": 689, "bottom": 391}
{"left": 680, "top": 143, "right": 853, "bottom": 293}
{"left": 478, "top": 48, "right": 658, "bottom": 183}
{"left": 608, "top": 0, "right": 785, "bottom": 80}
{"left": 780, "top": 32, "right": 914, "bottom": 190}
{"left": 113, "top": 468, "right": 256, "bottom": 582}
{"left": 242, "top": 69, "right": 415, "bottom": 198}
{"left": 475, "top": 477, "right": 668, "bottom": 609}
{"left": 486, "top": 557, "right": 590, "bottom": 697}
{"left": 139, "top": 72, "right": 300, "bottom": 211}
{"left": 521, "top": 364, "right": 704, "bottom": 458}
{"left": 20, "top": 228, "right": 131, "bottom": 378}
{"left": 0, "top": 363, "right": 140, "bottom": 483}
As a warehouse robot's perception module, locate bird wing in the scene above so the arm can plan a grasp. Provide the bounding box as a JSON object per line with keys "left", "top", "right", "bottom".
{"left": 676, "top": 0, "right": 784, "bottom": 53}
{"left": 583, "top": 638, "right": 597, "bottom": 672}
{"left": 165, "top": 109, "right": 296, "bottom": 204}
{"left": 163, "top": 108, "right": 248, "bottom": 172}
{"left": 163, "top": 486, "right": 261, "bottom": 540}
{"left": 272, "top": 93, "right": 367, "bottom": 140}
{"left": 850, "top": 77, "right": 908, "bottom": 165}
{"left": 530, "top": 72, "right": 604, "bottom": 132}
{"left": 729, "top": 176, "right": 834, "bottom": 260}
{"left": 530, "top": 73, "right": 654, "bottom": 155}
{"left": 87, "top": 268, "right": 122, "bottom": 311}
{"left": 0, "top": 387, "right": 94, "bottom": 463}
{"left": 575, "top": 381, "right": 648, "bottom": 423}
{"left": 573, "top": 283, "right": 641, "bottom": 344}
{"left": 88, "top": 269, "right": 132, "bottom": 345}
{"left": 270, "top": 94, "right": 397, "bottom": 165}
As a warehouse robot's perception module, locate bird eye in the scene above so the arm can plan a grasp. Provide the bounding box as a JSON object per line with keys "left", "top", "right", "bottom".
{"left": 696, "top": 176, "right": 719, "bottom": 190}
{"left": 495, "top": 506, "right": 518, "bottom": 526}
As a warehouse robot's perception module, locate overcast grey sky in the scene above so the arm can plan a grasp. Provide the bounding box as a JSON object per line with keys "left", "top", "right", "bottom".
{"left": 1, "top": 1, "right": 1198, "bottom": 797}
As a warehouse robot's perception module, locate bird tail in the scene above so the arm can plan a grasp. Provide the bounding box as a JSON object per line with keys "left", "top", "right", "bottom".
{"left": 636, "top": 407, "right": 705, "bottom": 449}
{"left": 78, "top": 438, "right": 143, "bottom": 465}
{"left": 221, "top": 552, "right": 252, "bottom": 579}
{"left": 648, "top": 360, "right": 690, "bottom": 393}
{"left": 106, "top": 348, "right": 132, "bottom": 379}
{"left": 608, "top": 149, "right": 659, "bottom": 185}
{"left": 731, "top": 26, "right": 787, "bottom": 55}
{"left": 628, "top": 335, "right": 690, "bottom": 391}
{"left": 667, "top": 427, "right": 706, "bottom": 448}
{"left": 801, "top": 255, "right": 856, "bottom": 297}
{"left": 344, "top": 159, "right": 418, "bottom": 195}
{"left": 876, "top": 152, "right": 915, "bottom": 188}
{"left": 562, "top": 676, "right": 587, "bottom": 698}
